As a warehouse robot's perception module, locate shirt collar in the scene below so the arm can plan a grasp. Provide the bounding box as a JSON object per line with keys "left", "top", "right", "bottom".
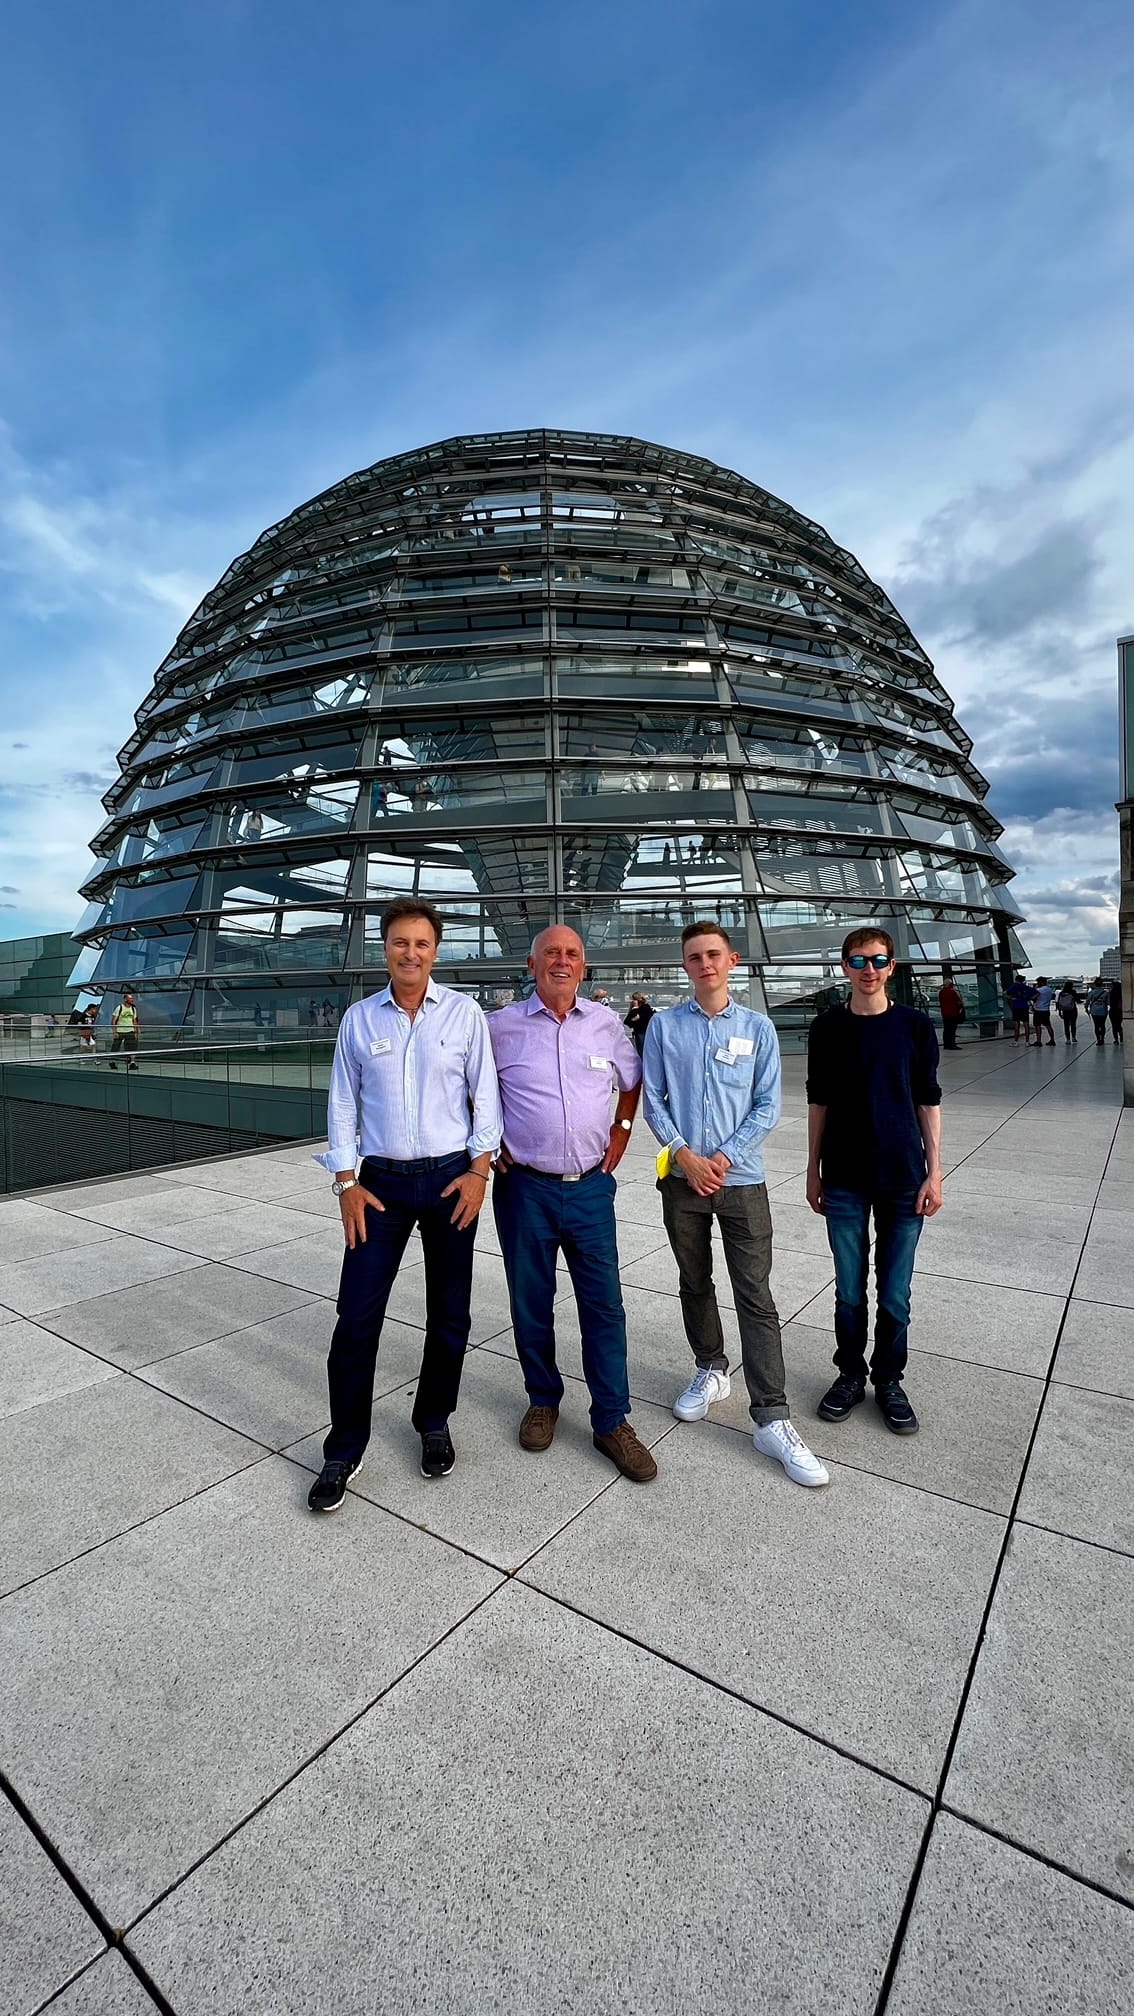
{"left": 376, "top": 977, "right": 441, "bottom": 1011}
{"left": 687, "top": 995, "right": 737, "bottom": 1019}
{"left": 526, "top": 988, "right": 586, "bottom": 1019}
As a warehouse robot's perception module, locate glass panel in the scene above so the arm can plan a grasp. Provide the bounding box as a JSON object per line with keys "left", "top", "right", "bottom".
{"left": 556, "top": 609, "right": 707, "bottom": 647}
{"left": 395, "top": 561, "right": 544, "bottom": 593}
{"left": 206, "top": 910, "right": 349, "bottom": 973}
{"left": 210, "top": 858, "right": 351, "bottom": 910}
{"left": 559, "top": 710, "right": 725, "bottom": 761}
{"left": 389, "top": 609, "right": 544, "bottom": 649}
{"left": 224, "top": 734, "right": 365, "bottom": 787}
{"left": 374, "top": 713, "right": 546, "bottom": 765}
{"left": 217, "top": 778, "right": 358, "bottom": 844}
{"left": 369, "top": 767, "right": 545, "bottom": 822}
{"left": 560, "top": 831, "right": 744, "bottom": 894}
{"left": 365, "top": 836, "right": 550, "bottom": 897}
{"left": 379, "top": 657, "right": 545, "bottom": 703}
{"left": 552, "top": 558, "right": 692, "bottom": 589}
{"left": 105, "top": 814, "right": 207, "bottom": 871}
{"left": 94, "top": 875, "right": 199, "bottom": 928}
{"left": 90, "top": 931, "right": 191, "bottom": 983}
{"left": 556, "top": 655, "right": 716, "bottom": 702}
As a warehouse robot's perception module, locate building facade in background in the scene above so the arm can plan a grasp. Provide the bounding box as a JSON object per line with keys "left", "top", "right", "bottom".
{"left": 0, "top": 932, "right": 83, "bottom": 1020}
{"left": 74, "top": 430, "right": 1025, "bottom": 1036}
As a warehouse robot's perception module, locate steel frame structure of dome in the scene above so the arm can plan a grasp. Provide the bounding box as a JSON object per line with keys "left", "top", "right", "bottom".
{"left": 76, "top": 428, "right": 1025, "bottom": 1035}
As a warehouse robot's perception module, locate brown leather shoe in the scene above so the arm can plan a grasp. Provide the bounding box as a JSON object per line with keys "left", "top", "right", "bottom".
{"left": 518, "top": 1404, "right": 559, "bottom": 1452}
{"left": 592, "top": 1420, "right": 657, "bottom": 1483}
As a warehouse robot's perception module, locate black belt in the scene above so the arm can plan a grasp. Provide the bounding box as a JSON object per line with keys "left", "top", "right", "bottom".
{"left": 363, "top": 1151, "right": 467, "bottom": 1175}
{"left": 507, "top": 1161, "right": 603, "bottom": 1184}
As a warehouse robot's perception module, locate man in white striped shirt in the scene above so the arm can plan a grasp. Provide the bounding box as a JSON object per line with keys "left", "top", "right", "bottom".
{"left": 307, "top": 899, "right": 502, "bottom": 1510}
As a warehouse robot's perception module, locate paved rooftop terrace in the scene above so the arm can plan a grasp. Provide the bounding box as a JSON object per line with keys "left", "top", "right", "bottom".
{"left": 2, "top": 1036, "right": 1132, "bottom": 2016}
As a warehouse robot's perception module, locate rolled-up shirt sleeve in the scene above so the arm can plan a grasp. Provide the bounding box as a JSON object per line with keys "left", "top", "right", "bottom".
{"left": 465, "top": 1004, "right": 503, "bottom": 1155}
{"left": 718, "top": 1018, "right": 782, "bottom": 1165}
{"left": 319, "top": 1016, "right": 363, "bottom": 1174}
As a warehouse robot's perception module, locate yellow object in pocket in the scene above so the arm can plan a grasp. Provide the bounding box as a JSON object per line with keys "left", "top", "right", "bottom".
{"left": 655, "top": 1144, "right": 673, "bottom": 1180}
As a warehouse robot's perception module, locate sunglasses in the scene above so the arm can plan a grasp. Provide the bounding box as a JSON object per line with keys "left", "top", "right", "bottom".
{"left": 845, "top": 953, "right": 893, "bottom": 971}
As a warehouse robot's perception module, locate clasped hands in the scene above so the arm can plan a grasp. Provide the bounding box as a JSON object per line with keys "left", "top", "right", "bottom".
{"left": 674, "top": 1145, "right": 731, "bottom": 1196}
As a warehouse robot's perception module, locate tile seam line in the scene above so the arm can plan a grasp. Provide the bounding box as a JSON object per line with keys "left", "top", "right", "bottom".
{"left": 870, "top": 1085, "right": 1124, "bottom": 2016}
{"left": 29, "top": 1290, "right": 327, "bottom": 1377}
{"left": 120, "top": 1579, "right": 507, "bottom": 1938}
{"left": 935, "top": 1803, "right": 1134, "bottom": 1915}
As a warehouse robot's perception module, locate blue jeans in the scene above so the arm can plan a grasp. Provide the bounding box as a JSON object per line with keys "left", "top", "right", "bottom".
{"left": 822, "top": 1186, "right": 923, "bottom": 1385}
{"left": 324, "top": 1152, "right": 476, "bottom": 1460}
{"left": 493, "top": 1164, "right": 630, "bottom": 1435}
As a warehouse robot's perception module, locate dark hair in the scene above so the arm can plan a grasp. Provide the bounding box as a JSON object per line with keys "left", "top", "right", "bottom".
{"left": 841, "top": 926, "right": 895, "bottom": 962}
{"left": 681, "top": 920, "right": 733, "bottom": 950}
{"left": 380, "top": 898, "right": 444, "bottom": 945}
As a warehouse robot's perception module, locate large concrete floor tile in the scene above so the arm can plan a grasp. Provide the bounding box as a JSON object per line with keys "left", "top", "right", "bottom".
{"left": 0, "top": 1201, "right": 117, "bottom": 1265}
{"left": 225, "top": 1229, "right": 345, "bottom": 1298}
{"left": 1, "top": 1320, "right": 120, "bottom": 1417}
{"left": 0, "top": 1240, "right": 205, "bottom": 1319}
{"left": 778, "top": 1322, "right": 1042, "bottom": 1514}
{"left": 35, "top": 1951, "right": 164, "bottom": 2014}
{"left": 36, "top": 1265, "right": 318, "bottom": 1368}
{"left": 908, "top": 1206, "right": 1083, "bottom": 1295}
{"left": 793, "top": 1273, "right": 1063, "bottom": 1379}
{"left": 522, "top": 1425, "right": 1003, "bottom": 1789}
{"left": 56, "top": 1184, "right": 247, "bottom": 1234}
{"left": 1074, "top": 1212, "right": 1134, "bottom": 1310}
{"left": 0, "top": 1378, "right": 263, "bottom": 1596}
{"left": 946, "top": 1523, "right": 1134, "bottom": 1900}
{"left": 887, "top": 1812, "right": 1134, "bottom": 2016}
{"left": 1054, "top": 1299, "right": 1134, "bottom": 1399}
{"left": 152, "top": 1159, "right": 321, "bottom": 1200}
{"left": 130, "top": 1581, "right": 926, "bottom": 2016}
{"left": 0, "top": 1797, "right": 105, "bottom": 2016}
{"left": 289, "top": 1349, "right": 677, "bottom": 1572}
{"left": 139, "top": 1304, "right": 426, "bottom": 1450}
{"left": 943, "top": 1165, "right": 1100, "bottom": 1209}
{"left": 35, "top": 1176, "right": 190, "bottom": 1216}
{"left": 269, "top": 1184, "right": 342, "bottom": 1221}
{"left": 143, "top": 1201, "right": 338, "bottom": 1261}
{"left": 0, "top": 1459, "right": 500, "bottom": 1926}
{"left": 1017, "top": 1384, "right": 1134, "bottom": 1554}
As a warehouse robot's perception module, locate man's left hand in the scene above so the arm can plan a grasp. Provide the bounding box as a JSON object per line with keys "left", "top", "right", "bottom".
{"left": 601, "top": 1125, "right": 631, "bottom": 1174}
{"left": 916, "top": 1174, "right": 943, "bottom": 1217}
{"left": 441, "top": 1170, "right": 489, "bottom": 1229}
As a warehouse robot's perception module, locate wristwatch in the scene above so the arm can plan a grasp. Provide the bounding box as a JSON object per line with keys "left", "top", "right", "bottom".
{"left": 616, "top": 1119, "right": 632, "bottom": 1133}
{"left": 331, "top": 1178, "right": 357, "bottom": 1197}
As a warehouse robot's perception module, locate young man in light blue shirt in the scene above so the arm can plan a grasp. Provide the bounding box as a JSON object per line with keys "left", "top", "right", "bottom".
{"left": 643, "top": 921, "right": 827, "bottom": 1488}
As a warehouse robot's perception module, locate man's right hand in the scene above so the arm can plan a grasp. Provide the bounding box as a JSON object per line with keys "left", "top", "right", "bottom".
{"left": 674, "top": 1147, "right": 726, "bottom": 1197}
{"left": 805, "top": 1168, "right": 825, "bottom": 1215}
{"left": 339, "top": 1185, "right": 384, "bottom": 1247}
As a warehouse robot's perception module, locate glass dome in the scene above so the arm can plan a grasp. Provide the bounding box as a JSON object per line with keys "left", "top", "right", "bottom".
{"left": 76, "top": 428, "right": 1025, "bottom": 1036}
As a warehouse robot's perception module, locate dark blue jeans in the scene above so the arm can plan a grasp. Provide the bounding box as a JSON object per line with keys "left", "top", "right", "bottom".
{"left": 324, "top": 1152, "right": 476, "bottom": 1461}
{"left": 493, "top": 1164, "right": 630, "bottom": 1435}
{"left": 822, "top": 1186, "right": 923, "bottom": 1386}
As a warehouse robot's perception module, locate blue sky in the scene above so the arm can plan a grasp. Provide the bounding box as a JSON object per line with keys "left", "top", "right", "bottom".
{"left": 1, "top": 0, "right": 1131, "bottom": 970}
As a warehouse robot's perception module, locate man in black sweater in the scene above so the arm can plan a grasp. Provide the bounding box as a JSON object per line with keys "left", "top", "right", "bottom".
{"left": 806, "top": 927, "right": 943, "bottom": 1436}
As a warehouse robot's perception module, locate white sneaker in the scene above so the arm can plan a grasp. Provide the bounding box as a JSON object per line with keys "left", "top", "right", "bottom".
{"left": 673, "top": 1366, "right": 731, "bottom": 1420}
{"left": 752, "top": 1419, "right": 829, "bottom": 1487}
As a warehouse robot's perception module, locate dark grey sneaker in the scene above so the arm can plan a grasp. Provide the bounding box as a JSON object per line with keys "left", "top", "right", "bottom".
{"left": 817, "top": 1375, "right": 867, "bottom": 1422}
{"left": 421, "top": 1430, "right": 455, "bottom": 1478}
{"left": 874, "top": 1381, "right": 919, "bottom": 1435}
{"left": 307, "top": 1456, "right": 362, "bottom": 1512}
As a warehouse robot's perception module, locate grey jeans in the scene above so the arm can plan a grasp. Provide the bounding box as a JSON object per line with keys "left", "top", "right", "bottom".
{"left": 658, "top": 1176, "right": 788, "bottom": 1424}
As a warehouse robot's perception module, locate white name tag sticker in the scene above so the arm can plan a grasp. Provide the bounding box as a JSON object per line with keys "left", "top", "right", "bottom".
{"left": 588, "top": 1054, "right": 611, "bottom": 1071}
{"left": 370, "top": 1038, "right": 392, "bottom": 1056}
{"left": 715, "top": 1046, "right": 738, "bottom": 1064}
{"left": 727, "top": 1036, "right": 754, "bottom": 1055}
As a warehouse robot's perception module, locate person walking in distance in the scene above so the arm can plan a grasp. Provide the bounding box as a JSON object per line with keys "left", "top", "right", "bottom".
{"left": 624, "top": 991, "right": 655, "bottom": 1056}
{"left": 643, "top": 922, "right": 828, "bottom": 1487}
{"left": 307, "top": 900, "right": 501, "bottom": 1510}
{"left": 1030, "top": 977, "right": 1056, "bottom": 1048}
{"left": 108, "top": 992, "right": 141, "bottom": 1071}
{"left": 937, "top": 976, "right": 964, "bottom": 1051}
{"left": 489, "top": 926, "right": 656, "bottom": 1483}
{"left": 1006, "top": 974, "right": 1033, "bottom": 1043}
{"left": 1056, "top": 981, "right": 1080, "bottom": 1043}
{"left": 807, "top": 927, "right": 943, "bottom": 1437}
{"left": 1087, "top": 980, "right": 1110, "bottom": 1046}
{"left": 1109, "top": 979, "right": 1124, "bottom": 1045}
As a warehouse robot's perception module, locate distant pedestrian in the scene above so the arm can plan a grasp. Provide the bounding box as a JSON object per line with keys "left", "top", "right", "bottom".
{"left": 1006, "top": 975, "right": 1033, "bottom": 1043}
{"left": 1056, "top": 983, "right": 1079, "bottom": 1043}
{"left": 1030, "top": 978, "right": 1056, "bottom": 1048}
{"left": 937, "top": 978, "right": 964, "bottom": 1051}
{"left": 1087, "top": 981, "right": 1110, "bottom": 1046}
{"left": 624, "top": 992, "right": 655, "bottom": 1056}
{"left": 1109, "top": 980, "right": 1124, "bottom": 1045}
{"left": 108, "top": 992, "right": 140, "bottom": 1071}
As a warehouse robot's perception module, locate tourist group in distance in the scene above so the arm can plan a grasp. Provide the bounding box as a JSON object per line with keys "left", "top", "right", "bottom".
{"left": 305, "top": 899, "right": 944, "bottom": 1513}
{"left": 1005, "top": 973, "right": 1123, "bottom": 1047}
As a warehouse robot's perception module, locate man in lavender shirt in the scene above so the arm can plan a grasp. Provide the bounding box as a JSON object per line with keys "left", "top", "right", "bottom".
{"left": 489, "top": 927, "right": 657, "bottom": 1483}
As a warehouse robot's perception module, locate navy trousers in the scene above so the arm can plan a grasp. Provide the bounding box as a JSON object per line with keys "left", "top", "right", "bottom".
{"left": 493, "top": 1164, "right": 630, "bottom": 1435}
{"left": 822, "top": 1185, "right": 924, "bottom": 1385}
{"left": 324, "top": 1151, "right": 476, "bottom": 1461}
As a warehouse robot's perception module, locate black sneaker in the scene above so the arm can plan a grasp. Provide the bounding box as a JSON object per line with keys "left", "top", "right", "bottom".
{"left": 817, "top": 1374, "right": 867, "bottom": 1422}
{"left": 874, "top": 1381, "right": 919, "bottom": 1435}
{"left": 307, "top": 1456, "right": 362, "bottom": 1512}
{"left": 420, "top": 1430, "right": 455, "bottom": 1478}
